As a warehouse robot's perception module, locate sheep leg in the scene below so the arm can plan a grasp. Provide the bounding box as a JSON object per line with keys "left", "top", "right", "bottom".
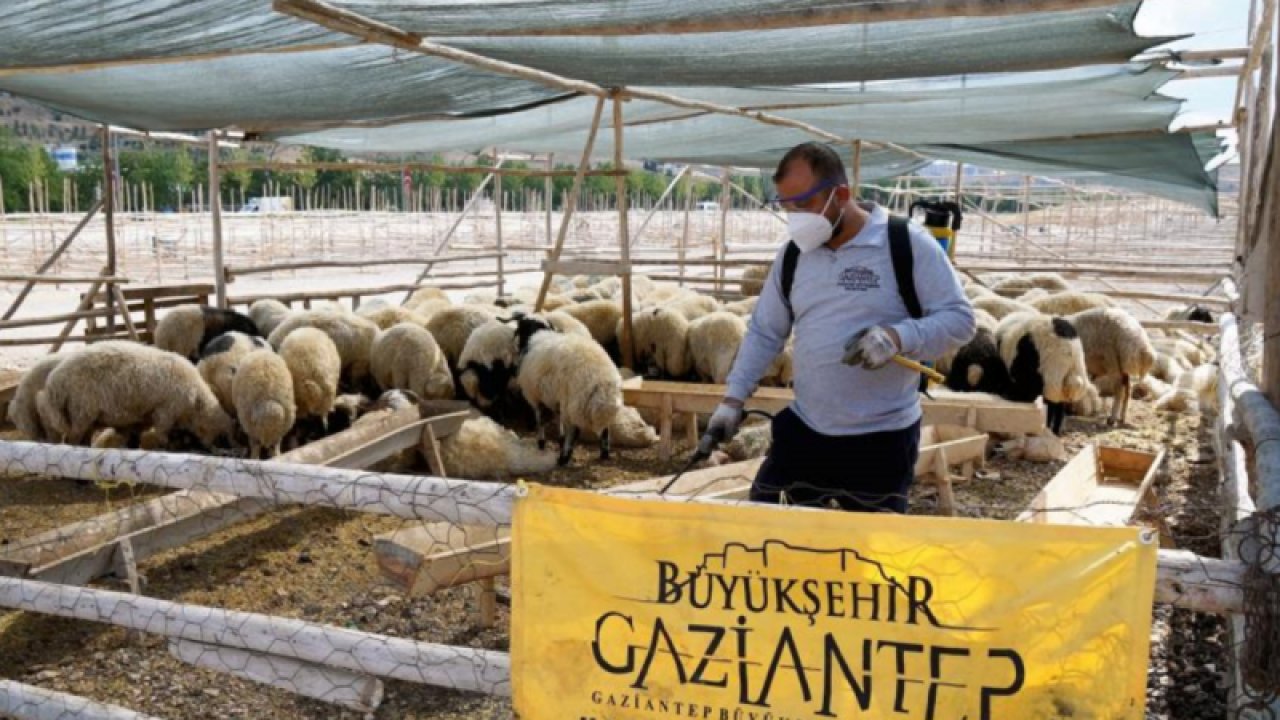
{"left": 1119, "top": 374, "right": 1132, "bottom": 426}
{"left": 559, "top": 425, "right": 579, "bottom": 467}
{"left": 534, "top": 407, "right": 547, "bottom": 450}
{"left": 599, "top": 426, "right": 611, "bottom": 461}
{"left": 1046, "top": 402, "right": 1064, "bottom": 435}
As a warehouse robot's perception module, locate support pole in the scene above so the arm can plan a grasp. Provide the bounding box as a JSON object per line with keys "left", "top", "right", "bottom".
{"left": 534, "top": 97, "right": 606, "bottom": 311}
{"left": 208, "top": 130, "right": 227, "bottom": 308}
{"left": 680, "top": 168, "right": 693, "bottom": 287}
{"left": 101, "top": 127, "right": 118, "bottom": 330}
{"left": 851, "top": 140, "right": 863, "bottom": 195}
{"left": 716, "top": 167, "right": 731, "bottom": 289}
{"left": 613, "top": 95, "right": 635, "bottom": 369}
{"left": 493, "top": 148, "right": 505, "bottom": 298}
{"left": 544, "top": 153, "right": 554, "bottom": 250}
{"left": 629, "top": 165, "right": 690, "bottom": 247}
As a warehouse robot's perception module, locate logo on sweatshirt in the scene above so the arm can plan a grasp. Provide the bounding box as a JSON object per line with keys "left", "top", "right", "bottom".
{"left": 838, "top": 265, "right": 880, "bottom": 292}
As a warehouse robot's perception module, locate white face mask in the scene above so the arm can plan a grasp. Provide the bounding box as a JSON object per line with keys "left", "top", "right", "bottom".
{"left": 786, "top": 189, "right": 846, "bottom": 253}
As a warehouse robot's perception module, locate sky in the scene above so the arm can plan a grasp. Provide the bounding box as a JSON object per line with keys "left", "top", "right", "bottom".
{"left": 1137, "top": 0, "right": 1251, "bottom": 128}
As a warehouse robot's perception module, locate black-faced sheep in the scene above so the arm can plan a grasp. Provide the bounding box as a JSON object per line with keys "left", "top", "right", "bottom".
{"left": 943, "top": 327, "right": 1013, "bottom": 397}
{"left": 996, "top": 312, "right": 1089, "bottom": 435}
{"left": 1066, "top": 307, "right": 1156, "bottom": 425}
{"left": 516, "top": 329, "right": 623, "bottom": 466}
{"left": 231, "top": 349, "right": 296, "bottom": 459}
{"left": 7, "top": 353, "right": 72, "bottom": 441}
{"left": 155, "top": 305, "right": 261, "bottom": 361}
{"left": 278, "top": 327, "right": 341, "bottom": 426}
{"left": 1028, "top": 291, "right": 1114, "bottom": 316}
{"left": 267, "top": 308, "right": 379, "bottom": 386}
{"left": 458, "top": 319, "right": 519, "bottom": 410}
{"left": 370, "top": 323, "right": 455, "bottom": 401}
{"left": 36, "top": 341, "right": 233, "bottom": 449}
{"left": 248, "top": 299, "right": 293, "bottom": 339}
{"left": 688, "top": 311, "right": 746, "bottom": 384}
{"left": 1164, "top": 304, "right": 1214, "bottom": 324}
{"left": 197, "top": 331, "right": 272, "bottom": 414}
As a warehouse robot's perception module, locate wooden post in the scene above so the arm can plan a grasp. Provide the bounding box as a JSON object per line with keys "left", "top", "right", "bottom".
{"left": 613, "top": 95, "right": 636, "bottom": 369}
{"left": 208, "top": 131, "right": 227, "bottom": 308}
{"left": 493, "top": 149, "right": 505, "bottom": 298}
{"left": 1020, "top": 175, "right": 1032, "bottom": 259}
{"left": 1265, "top": 73, "right": 1280, "bottom": 407}
{"left": 534, "top": 97, "right": 606, "bottom": 311}
{"left": 544, "top": 153, "right": 554, "bottom": 250}
{"left": 680, "top": 168, "right": 693, "bottom": 287}
{"left": 101, "top": 127, "right": 117, "bottom": 281}
{"left": 851, "top": 140, "right": 863, "bottom": 195}
{"left": 629, "top": 166, "right": 689, "bottom": 247}
{"left": 716, "top": 167, "right": 731, "bottom": 288}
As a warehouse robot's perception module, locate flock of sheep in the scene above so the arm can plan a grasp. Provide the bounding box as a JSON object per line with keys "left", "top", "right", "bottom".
{"left": 5, "top": 262, "right": 1218, "bottom": 480}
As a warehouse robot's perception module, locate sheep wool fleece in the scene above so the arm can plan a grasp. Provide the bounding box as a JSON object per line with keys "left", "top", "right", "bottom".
{"left": 726, "top": 203, "right": 975, "bottom": 436}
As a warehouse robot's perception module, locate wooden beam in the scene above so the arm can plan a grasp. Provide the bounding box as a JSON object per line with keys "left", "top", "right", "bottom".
{"left": 541, "top": 259, "right": 630, "bottom": 276}
{"left": 0, "top": 679, "right": 161, "bottom": 720}
{"left": 278, "top": 0, "right": 1131, "bottom": 37}
{"left": 0, "top": 576, "right": 511, "bottom": 696}
{"left": 227, "top": 252, "right": 503, "bottom": 279}
{"left": 614, "top": 96, "right": 636, "bottom": 370}
{"left": 0, "top": 273, "right": 129, "bottom": 284}
{"left": 208, "top": 131, "right": 227, "bottom": 308}
{"left": 535, "top": 96, "right": 606, "bottom": 311}
{"left": 219, "top": 160, "right": 626, "bottom": 178}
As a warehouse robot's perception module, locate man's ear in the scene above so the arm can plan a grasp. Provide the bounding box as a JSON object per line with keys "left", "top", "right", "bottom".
{"left": 835, "top": 184, "right": 853, "bottom": 205}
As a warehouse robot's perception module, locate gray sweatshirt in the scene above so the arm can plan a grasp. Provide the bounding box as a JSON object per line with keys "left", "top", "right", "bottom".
{"left": 725, "top": 203, "right": 975, "bottom": 436}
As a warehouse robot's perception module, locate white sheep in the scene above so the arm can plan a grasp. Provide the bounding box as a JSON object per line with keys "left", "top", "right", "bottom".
{"left": 972, "top": 295, "right": 1038, "bottom": 321}
{"left": 688, "top": 311, "right": 747, "bottom": 384}
{"left": 996, "top": 312, "right": 1089, "bottom": 435}
{"left": 196, "top": 331, "right": 272, "bottom": 414}
{"left": 662, "top": 293, "right": 720, "bottom": 321}
{"left": 990, "top": 272, "right": 1070, "bottom": 298}
{"left": 370, "top": 323, "right": 455, "bottom": 401}
{"left": 155, "top": 305, "right": 262, "bottom": 361}
{"left": 583, "top": 406, "right": 658, "bottom": 448}
{"left": 248, "top": 299, "right": 293, "bottom": 338}
{"left": 357, "top": 304, "right": 429, "bottom": 331}
{"left": 231, "top": 349, "right": 296, "bottom": 459}
{"left": 740, "top": 264, "right": 770, "bottom": 296}
{"left": 1152, "top": 337, "right": 1211, "bottom": 368}
{"left": 541, "top": 310, "right": 592, "bottom": 338}
{"left": 7, "top": 353, "right": 72, "bottom": 441}
{"left": 435, "top": 415, "right": 559, "bottom": 479}
{"left": 405, "top": 297, "right": 452, "bottom": 322}
{"left": 964, "top": 283, "right": 996, "bottom": 300}
{"left": 405, "top": 287, "right": 449, "bottom": 308}
{"left": 278, "top": 327, "right": 341, "bottom": 424}
{"left": 1066, "top": 307, "right": 1156, "bottom": 425}
{"left": 267, "top": 308, "right": 379, "bottom": 385}
{"left": 517, "top": 330, "right": 623, "bottom": 465}
{"left": 722, "top": 297, "right": 758, "bottom": 317}
{"left": 557, "top": 300, "right": 623, "bottom": 347}
{"left": 760, "top": 340, "right": 794, "bottom": 388}
{"left": 627, "top": 307, "right": 693, "bottom": 378}
{"left": 1029, "top": 291, "right": 1114, "bottom": 316}
{"left": 36, "top": 341, "right": 233, "bottom": 449}
{"left": 426, "top": 306, "right": 500, "bottom": 371}
{"left": 1155, "top": 363, "right": 1219, "bottom": 414}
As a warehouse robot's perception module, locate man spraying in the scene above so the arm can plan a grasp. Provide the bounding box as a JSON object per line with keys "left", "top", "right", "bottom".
{"left": 709, "top": 142, "right": 975, "bottom": 513}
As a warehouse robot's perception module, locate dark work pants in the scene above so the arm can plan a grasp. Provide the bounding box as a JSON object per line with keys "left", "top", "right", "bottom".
{"left": 750, "top": 408, "right": 921, "bottom": 513}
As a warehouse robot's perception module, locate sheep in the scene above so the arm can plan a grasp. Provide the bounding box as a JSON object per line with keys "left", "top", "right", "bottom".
{"left": 1064, "top": 308, "right": 1155, "bottom": 425}
{"left": 627, "top": 307, "right": 692, "bottom": 378}
{"left": 463, "top": 290, "right": 498, "bottom": 306}
{"left": 1028, "top": 291, "right": 1114, "bottom": 316}
{"left": 268, "top": 308, "right": 379, "bottom": 385}
{"left": 357, "top": 304, "right": 429, "bottom": 331}
{"left": 278, "top": 327, "right": 341, "bottom": 424}
{"left": 248, "top": 299, "right": 293, "bottom": 338}
{"left": 1151, "top": 351, "right": 1189, "bottom": 384}
{"left": 587, "top": 276, "right": 620, "bottom": 299}
{"left": 1152, "top": 337, "right": 1210, "bottom": 368}
{"left": 231, "top": 349, "right": 296, "bottom": 459}
{"left": 541, "top": 310, "right": 592, "bottom": 338}
{"left": 196, "top": 331, "right": 272, "bottom": 413}
{"left": 996, "top": 312, "right": 1089, "bottom": 435}
{"left": 516, "top": 329, "right": 623, "bottom": 465}
{"left": 688, "top": 312, "right": 747, "bottom": 384}
{"left": 458, "top": 320, "right": 520, "bottom": 410}
{"left": 435, "top": 415, "right": 559, "bottom": 479}
{"left": 662, "top": 293, "right": 719, "bottom": 321}
{"left": 155, "top": 305, "right": 261, "bottom": 361}
{"left": 1131, "top": 375, "right": 1173, "bottom": 401}
{"left": 539, "top": 294, "right": 575, "bottom": 312}
{"left": 972, "top": 295, "right": 1038, "bottom": 321}
{"left": 937, "top": 309, "right": 997, "bottom": 378}
{"left": 1164, "top": 304, "right": 1214, "bottom": 324}
{"left": 943, "top": 327, "right": 1013, "bottom": 397}
{"left": 425, "top": 306, "right": 499, "bottom": 371}
{"left": 640, "top": 284, "right": 687, "bottom": 308}
{"left": 1154, "top": 363, "right": 1219, "bottom": 414}
{"left": 760, "top": 340, "right": 794, "bottom": 388}
{"left": 990, "top": 272, "right": 1070, "bottom": 298}
{"left": 1017, "top": 288, "right": 1050, "bottom": 303}
{"left": 352, "top": 389, "right": 421, "bottom": 428}
{"left": 405, "top": 287, "right": 448, "bottom": 308}
{"left": 37, "top": 341, "right": 232, "bottom": 449}
{"left": 964, "top": 283, "right": 996, "bottom": 300}
{"left": 558, "top": 299, "right": 623, "bottom": 348}
{"left": 1066, "top": 382, "right": 1104, "bottom": 418}
{"left": 722, "top": 297, "right": 758, "bottom": 317}
{"left": 740, "top": 265, "right": 770, "bottom": 296}
{"left": 370, "top": 323, "right": 455, "bottom": 401}
{"left": 404, "top": 297, "right": 452, "bottom": 322}
{"left": 583, "top": 406, "right": 658, "bottom": 448}
{"left": 7, "top": 353, "right": 72, "bottom": 441}
{"left": 570, "top": 275, "right": 592, "bottom": 289}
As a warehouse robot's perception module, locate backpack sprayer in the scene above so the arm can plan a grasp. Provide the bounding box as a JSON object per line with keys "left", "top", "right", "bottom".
{"left": 909, "top": 199, "right": 963, "bottom": 260}
{"left": 658, "top": 409, "right": 776, "bottom": 495}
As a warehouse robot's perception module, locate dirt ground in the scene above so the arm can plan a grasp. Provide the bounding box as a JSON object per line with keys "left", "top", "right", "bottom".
{"left": 0, "top": 393, "right": 1227, "bottom": 719}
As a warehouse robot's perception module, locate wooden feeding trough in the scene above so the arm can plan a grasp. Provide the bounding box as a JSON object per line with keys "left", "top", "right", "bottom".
{"left": 1018, "top": 443, "right": 1165, "bottom": 527}
{"left": 916, "top": 425, "right": 989, "bottom": 516}
{"left": 622, "top": 380, "right": 1043, "bottom": 461}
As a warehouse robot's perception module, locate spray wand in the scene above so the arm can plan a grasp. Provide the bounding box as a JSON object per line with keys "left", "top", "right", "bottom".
{"left": 658, "top": 409, "right": 775, "bottom": 495}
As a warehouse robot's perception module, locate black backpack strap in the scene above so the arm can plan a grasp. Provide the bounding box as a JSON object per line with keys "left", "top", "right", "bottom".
{"left": 779, "top": 240, "right": 801, "bottom": 319}
{"left": 888, "top": 215, "right": 922, "bottom": 319}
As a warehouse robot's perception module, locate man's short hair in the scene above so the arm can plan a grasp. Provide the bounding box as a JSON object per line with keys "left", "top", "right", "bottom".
{"left": 773, "top": 142, "right": 847, "bottom": 186}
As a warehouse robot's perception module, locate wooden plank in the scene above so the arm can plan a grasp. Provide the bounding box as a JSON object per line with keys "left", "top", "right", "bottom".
{"left": 375, "top": 459, "right": 762, "bottom": 596}
{"left": 541, "top": 259, "right": 631, "bottom": 277}
{"left": 170, "top": 638, "right": 384, "bottom": 713}
{"left": 914, "top": 428, "right": 987, "bottom": 477}
{"left": 1017, "top": 444, "right": 1164, "bottom": 526}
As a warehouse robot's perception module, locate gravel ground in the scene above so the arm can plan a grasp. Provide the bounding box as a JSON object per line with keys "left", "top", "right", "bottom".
{"left": 0, "top": 393, "right": 1228, "bottom": 719}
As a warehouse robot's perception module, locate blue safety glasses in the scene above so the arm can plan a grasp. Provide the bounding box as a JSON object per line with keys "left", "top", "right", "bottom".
{"left": 769, "top": 178, "right": 842, "bottom": 211}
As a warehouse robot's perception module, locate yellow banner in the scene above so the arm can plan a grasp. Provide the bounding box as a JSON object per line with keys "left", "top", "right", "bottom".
{"left": 512, "top": 485, "right": 1157, "bottom": 720}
